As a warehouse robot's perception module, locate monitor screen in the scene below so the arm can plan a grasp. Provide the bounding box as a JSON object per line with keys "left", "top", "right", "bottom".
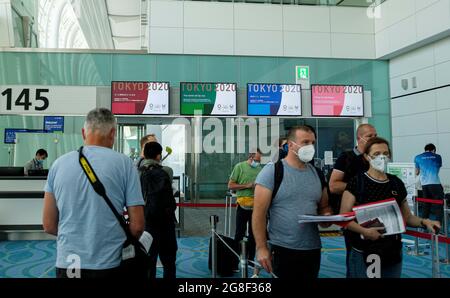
{"left": 311, "top": 85, "right": 364, "bottom": 117}
{"left": 44, "top": 116, "right": 64, "bottom": 132}
{"left": 180, "top": 82, "right": 236, "bottom": 116}
{"left": 111, "top": 81, "right": 170, "bottom": 115}
{"left": 247, "top": 83, "right": 302, "bottom": 116}
{"left": 4, "top": 129, "right": 49, "bottom": 144}
{"left": 28, "top": 169, "right": 49, "bottom": 177}
{"left": 0, "top": 167, "right": 24, "bottom": 176}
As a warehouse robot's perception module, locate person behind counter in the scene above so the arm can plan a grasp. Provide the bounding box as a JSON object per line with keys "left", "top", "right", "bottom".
{"left": 24, "top": 149, "right": 48, "bottom": 176}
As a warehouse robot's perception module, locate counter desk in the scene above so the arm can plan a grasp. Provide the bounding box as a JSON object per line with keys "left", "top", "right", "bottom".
{"left": 0, "top": 177, "right": 54, "bottom": 240}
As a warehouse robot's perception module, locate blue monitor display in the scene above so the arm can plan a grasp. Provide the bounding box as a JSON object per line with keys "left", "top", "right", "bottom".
{"left": 44, "top": 116, "right": 64, "bottom": 132}
{"left": 247, "top": 83, "right": 302, "bottom": 116}
{"left": 4, "top": 129, "right": 49, "bottom": 144}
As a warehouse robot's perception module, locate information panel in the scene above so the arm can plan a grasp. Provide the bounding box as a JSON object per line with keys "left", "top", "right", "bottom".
{"left": 44, "top": 116, "right": 64, "bottom": 132}
{"left": 4, "top": 128, "right": 48, "bottom": 144}
{"left": 247, "top": 83, "right": 302, "bottom": 116}
{"left": 180, "top": 82, "right": 236, "bottom": 116}
{"left": 0, "top": 85, "right": 97, "bottom": 115}
{"left": 311, "top": 85, "right": 364, "bottom": 117}
{"left": 111, "top": 81, "right": 169, "bottom": 115}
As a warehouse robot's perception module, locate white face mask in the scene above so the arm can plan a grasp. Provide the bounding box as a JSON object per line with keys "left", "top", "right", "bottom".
{"left": 369, "top": 155, "right": 389, "bottom": 173}
{"left": 292, "top": 142, "right": 315, "bottom": 163}
{"left": 250, "top": 160, "right": 260, "bottom": 168}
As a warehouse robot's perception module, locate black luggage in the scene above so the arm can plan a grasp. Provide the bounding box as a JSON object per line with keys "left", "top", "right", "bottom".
{"left": 208, "top": 234, "right": 238, "bottom": 277}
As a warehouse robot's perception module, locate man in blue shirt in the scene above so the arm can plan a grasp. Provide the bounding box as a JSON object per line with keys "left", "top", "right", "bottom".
{"left": 43, "top": 108, "right": 145, "bottom": 278}
{"left": 414, "top": 143, "right": 444, "bottom": 222}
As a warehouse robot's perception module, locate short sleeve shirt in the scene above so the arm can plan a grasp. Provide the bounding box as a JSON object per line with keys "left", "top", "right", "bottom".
{"left": 44, "top": 146, "right": 144, "bottom": 270}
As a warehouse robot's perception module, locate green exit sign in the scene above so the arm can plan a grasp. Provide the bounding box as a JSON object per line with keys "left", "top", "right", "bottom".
{"left": 297, "top": 66, "right": 309, "bottom": 80}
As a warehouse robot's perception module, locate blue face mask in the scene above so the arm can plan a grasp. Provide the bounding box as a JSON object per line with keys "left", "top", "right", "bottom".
{"left": 37, "top": 159, "right": 44, "bottom": 165}
{"left": 282, "top": 143, "right": 289, "bottom": 153}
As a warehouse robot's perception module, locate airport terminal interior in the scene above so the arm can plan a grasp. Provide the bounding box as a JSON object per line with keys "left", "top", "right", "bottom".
{"left": 1, "top": 0, "right": 450, "bottom": 279}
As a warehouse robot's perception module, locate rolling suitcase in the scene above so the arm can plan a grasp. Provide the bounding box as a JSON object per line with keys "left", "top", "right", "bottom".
{"left": 208, "top": 234, "right": 238, "bottom": 277}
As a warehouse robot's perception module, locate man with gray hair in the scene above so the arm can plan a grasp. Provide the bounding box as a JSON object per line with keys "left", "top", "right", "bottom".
{"left": 43, "top": 108, "right": 145, "bottom": 278}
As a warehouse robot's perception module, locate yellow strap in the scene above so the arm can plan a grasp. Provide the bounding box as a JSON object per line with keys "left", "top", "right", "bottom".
{"left": 80, "top": 157, "right": 97, "bottom": 183}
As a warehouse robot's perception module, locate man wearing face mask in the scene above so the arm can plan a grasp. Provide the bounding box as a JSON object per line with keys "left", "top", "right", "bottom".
{"left": 24, "top": 149, "right": 48, "bottom": 176}
{"left": 252, "top": 126, "right": 331, "bottom": 279}
{"left": 228, "top": 149, "right": 263, "bottom": 265}
{"left": 328, "top": 123, "right": 377, "bottom": 276}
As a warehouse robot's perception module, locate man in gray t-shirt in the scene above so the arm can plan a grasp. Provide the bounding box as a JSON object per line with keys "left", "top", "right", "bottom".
{"left": 252, "top": 125, "right": 332, "bottom": 279}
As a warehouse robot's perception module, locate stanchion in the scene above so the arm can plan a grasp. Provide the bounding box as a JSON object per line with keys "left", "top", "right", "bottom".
{"left": 224, "top": 194, "right": 230, "bottom": 237}
{"left": 440, "top": 198, "right": 449, "bottom": 264}
{"left": 431, "top": 233, "right": 441, "bottom": 278}
{"left": 210, "top": 215, "right": 219, "bottom": 278}
{"left": 239, "top": 240, "right": 248, "bottom": 278}
{"left": 407, "top": 197, "right": 430, "bottom": 255}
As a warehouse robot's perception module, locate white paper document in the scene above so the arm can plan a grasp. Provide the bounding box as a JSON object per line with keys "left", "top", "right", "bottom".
{"left": 139, "top": 231, "right": 153, "bottom": 253}
{"left": 298, "top": 214, "right": 355, "bottom": 224}
{"left": 353, "top": 199, "right": 405, "bottom": 236}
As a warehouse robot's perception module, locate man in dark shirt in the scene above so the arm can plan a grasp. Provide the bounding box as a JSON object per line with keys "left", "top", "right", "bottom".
{"left": 328, "top": 123, "right": 377, "bottom": 277}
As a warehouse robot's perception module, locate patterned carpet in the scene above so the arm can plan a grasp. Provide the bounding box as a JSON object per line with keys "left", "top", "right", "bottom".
{"left": 1, "top": 236, "right": 449, "bottom": 278}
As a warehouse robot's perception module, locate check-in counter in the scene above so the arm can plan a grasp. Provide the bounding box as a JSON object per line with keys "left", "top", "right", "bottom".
{"left": 0, "top": 177, "right": 54, "bottom": 240}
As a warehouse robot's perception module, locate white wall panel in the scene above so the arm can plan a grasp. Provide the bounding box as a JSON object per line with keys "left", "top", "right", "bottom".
{"left": 434, "top": 36, "right": 450, "bottom": 64}
{"left": 390, "top": 66, "right": 436, "bottom": 98}
{"left": 388, "top": 16, "right": 417, "bottom": 53}
{"left": 436, "top": 86, "right": 450, "bottom": 110}
{"left": 391, "top": 112, "right": 437, "bottom": 137}
{"left": 184, "top": 2, "right": 233, "bottom": 29}
{"left": 330, "top": 7, "right": 374, "bottom": 34}
{"left": 391, "top": 91, "right": 436, "bottom": 117}
{"left": 438, "top": 133, "right": 450, "bottom": 168}
{"left": 331, "top": 33, "right": 375, "bottom": 59}
{"left": 389, "top": 44, "right": 434, "bottom": 78}
{"left": 437, "top": 109, "right": 450, "bottom": 134}
{"left": 392, "top": 134, "right": 438, "bottom": 163}
{"left": 416, "top": 0, "right": 450, "bottom": 40}
{"left": 435, "top": 60, "right": 450, "bottom": 86}
{"left": 283, "top": 6, "right": 330, "bottom": 33}
{"left": 234, "top": 4, "right": 282, "bottom": 31}
{"left": 284, "top": 31, "right": 331, "bottom": 58}
{"left": 375, "top": 29, "right": 390, "bottom": 58}
{"left": 149, "top": 27, "right": 183, "bottom": 54}
{"left": 234, "top": 30, "right": 283, "bottom": 56}
{"left": 415, "top": 0, "right": 440, "bottom": 12}
{"left": 150, "top": 0, "right": 183, "bottom": 28}
{"left": 184, "top": 29, "right": 233, "bottom": 55}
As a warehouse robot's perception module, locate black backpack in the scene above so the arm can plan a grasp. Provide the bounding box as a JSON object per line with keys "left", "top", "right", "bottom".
{"left": 139, "top": 164, "right": 176, "bottom": 226}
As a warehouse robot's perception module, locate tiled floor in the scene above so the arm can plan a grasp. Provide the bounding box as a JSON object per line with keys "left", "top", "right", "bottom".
{"left": 1, "top": 235, "right": 449, "bottom": 278}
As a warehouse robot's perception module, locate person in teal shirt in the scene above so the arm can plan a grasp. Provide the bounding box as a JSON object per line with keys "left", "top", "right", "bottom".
{"left": 228, "top": 149, "right": 262, "bottom": 269}
{"left": 414, "top": 143, "right": 444, "bottom": 222}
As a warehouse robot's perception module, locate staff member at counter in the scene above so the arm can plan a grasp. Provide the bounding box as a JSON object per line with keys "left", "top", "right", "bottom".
{"left": 24, "top": 149, "right": 48, "bottom": 176}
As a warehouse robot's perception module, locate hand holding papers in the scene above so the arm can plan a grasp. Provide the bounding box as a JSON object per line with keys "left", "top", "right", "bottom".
{"left": 297, "top": 198, "right": 405, "bottom": 234}
{"left": 298, "top": 213, "right": 355, "bottom": 225}
{"left": 353, "top": 198, "right": 405, "bottom": 236}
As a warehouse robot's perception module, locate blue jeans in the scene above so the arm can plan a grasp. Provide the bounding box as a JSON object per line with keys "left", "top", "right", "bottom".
{"left": 348, "top": 248, "right": 402, "bottom": 278}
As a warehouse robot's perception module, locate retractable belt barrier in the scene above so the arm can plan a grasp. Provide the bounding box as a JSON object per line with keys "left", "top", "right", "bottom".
{"left": 177, "top": 203, "right": 237, "bottom": 208}
{"left": 209, "top": 215, "right": 278, "bottom": 279}
{"left": 409, "top": 197, "right": 449, "bottom": 264}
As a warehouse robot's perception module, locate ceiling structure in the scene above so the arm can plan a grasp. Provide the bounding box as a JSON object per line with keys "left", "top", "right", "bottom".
{"left": 31, "top": 0, "right": 386, "bottom": 50}
{"left": 181, "top": 0, "right": 387, "bottom": 7}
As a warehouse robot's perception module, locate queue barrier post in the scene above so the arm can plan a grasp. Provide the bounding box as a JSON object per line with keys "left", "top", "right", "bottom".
{"left": 431, "top": 233, "right": 441, "bottom": 278}
{"left": 210, "top": 215, "right": 219, "bottom": 278}
{"left": 441, "top": 198, "right": 449, "bottom": 264}
{"left": 239, "top": 240, "right": 248, "bottom": 278}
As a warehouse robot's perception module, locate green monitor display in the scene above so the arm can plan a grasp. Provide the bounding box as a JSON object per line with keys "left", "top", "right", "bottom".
{"left": 180, "top": 82, "right": 237, "bottom": 116}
